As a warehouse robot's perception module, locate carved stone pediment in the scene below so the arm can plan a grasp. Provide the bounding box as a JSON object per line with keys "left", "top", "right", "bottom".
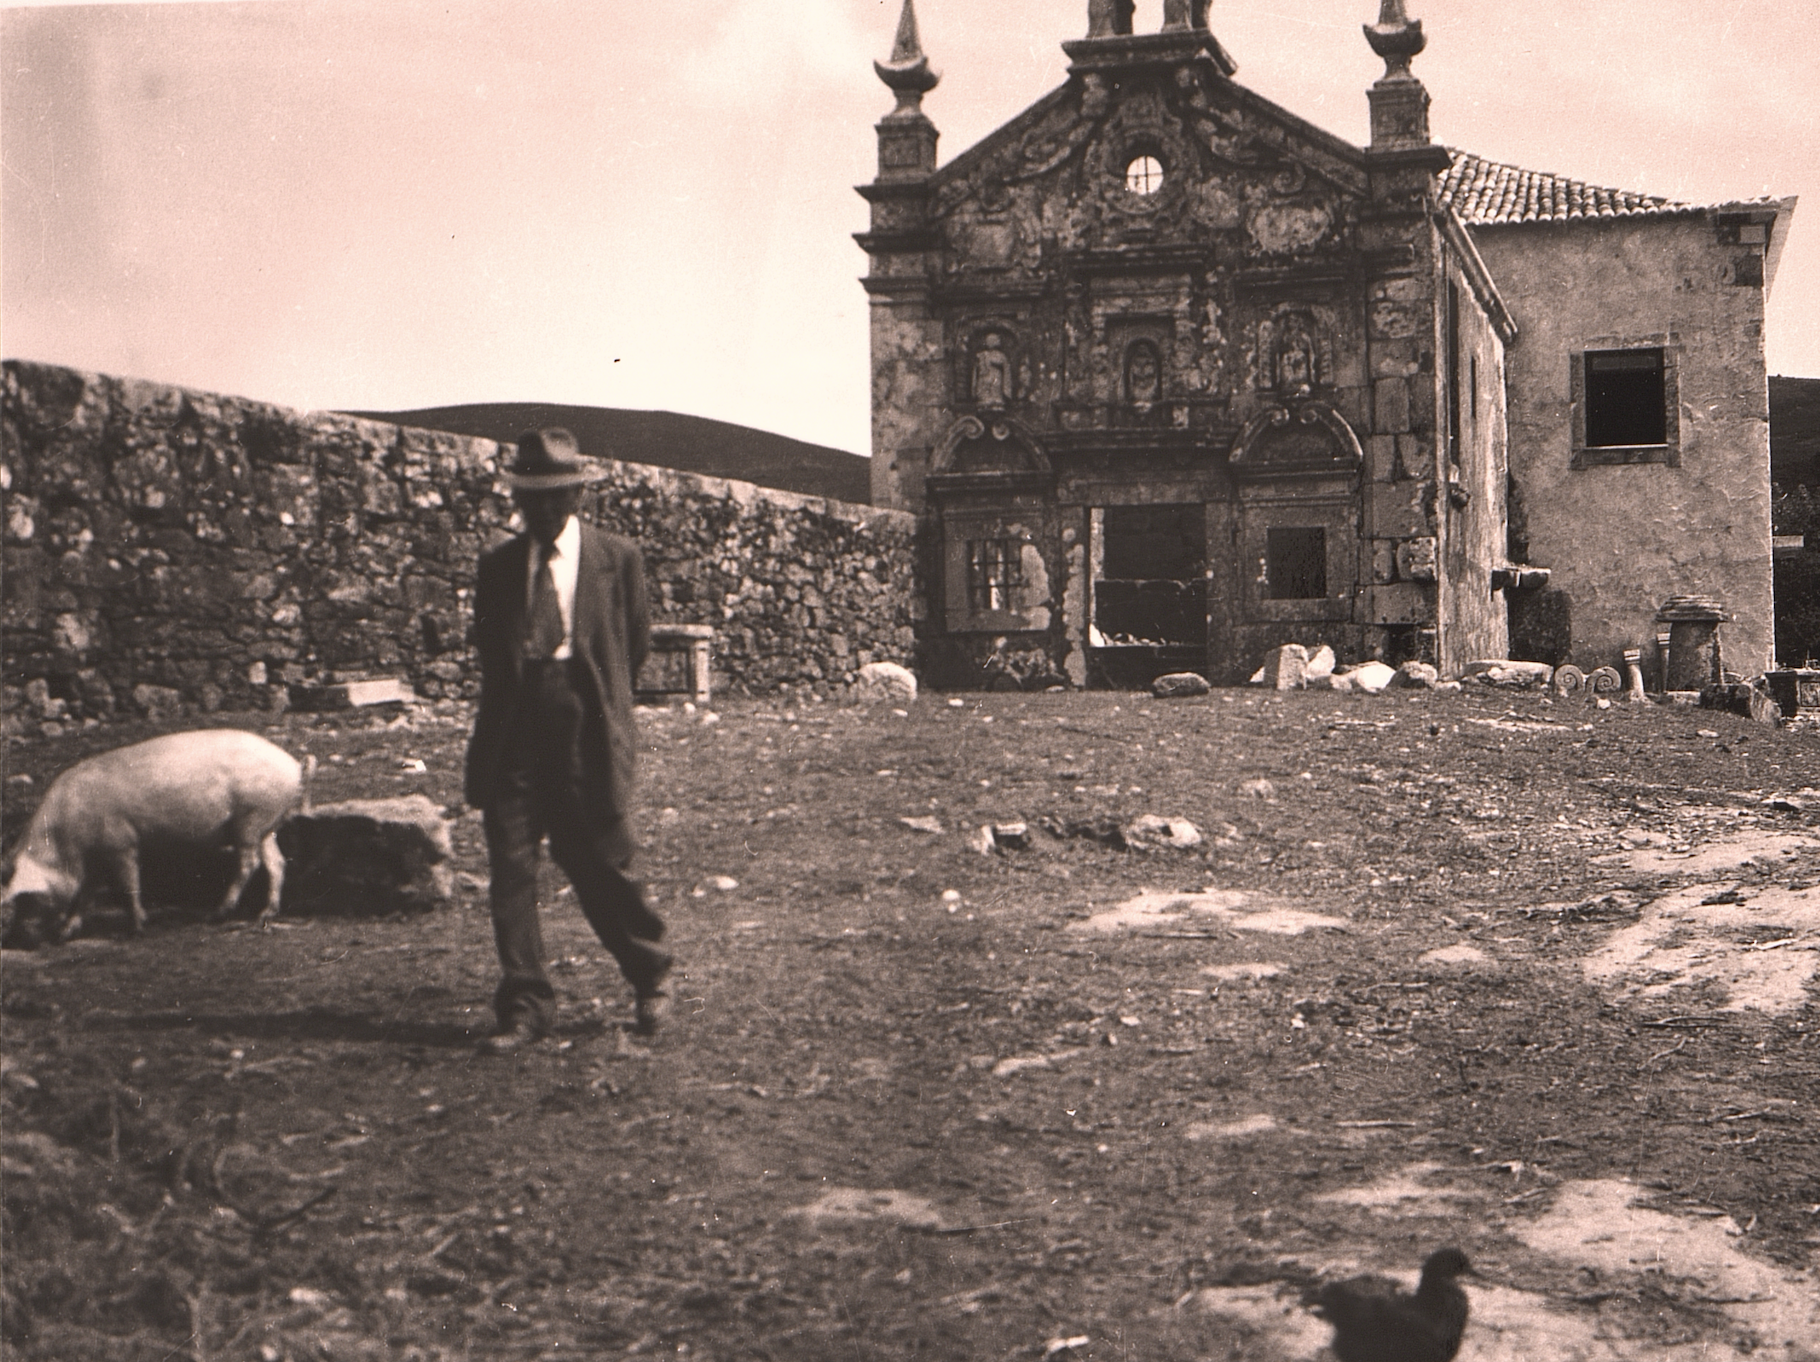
{"left": 1229, "top": 401, "right": 1362, "bottom": 478}
{"left": 930, "top": 415, "right": 1051, "bottom": 478}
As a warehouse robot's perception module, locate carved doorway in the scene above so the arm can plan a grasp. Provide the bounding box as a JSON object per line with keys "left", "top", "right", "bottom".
{"left": 1087, "top": 503, "right": 1208, "bottom": 687}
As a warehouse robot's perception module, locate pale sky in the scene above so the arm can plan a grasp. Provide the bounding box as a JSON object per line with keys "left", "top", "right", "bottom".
{"left": 4, "top": 0, "right": 1817, "bottom": 456}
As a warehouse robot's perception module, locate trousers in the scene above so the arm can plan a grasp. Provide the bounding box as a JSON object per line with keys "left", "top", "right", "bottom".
{"left": 481, "top": 658, "right": 668, "bottom": 1033}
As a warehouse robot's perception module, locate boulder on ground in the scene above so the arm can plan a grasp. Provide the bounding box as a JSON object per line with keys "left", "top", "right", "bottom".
{"left": 1152, "top": 671, "right": 1211, "bottom": 698}
{"left": 1305, "top": 645, "right": 1337, "bottom": 680}
{"left": 1259, "top": 644, "right": 1309, "bottom": 690}
{"left": 1346, "top": 661, "right": 1398, "bottom": 693}
{"left": 854, "top": 661, "right": 917, "bottom": 703}
{"left": 1391, "top": 661, "right": 1440, "bottom": 689}
{"left": 278, "top": 795, "right": 454, "bottom": 916}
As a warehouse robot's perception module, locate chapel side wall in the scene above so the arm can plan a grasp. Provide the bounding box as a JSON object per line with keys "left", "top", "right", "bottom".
{"left": 1, "top": 361, "right": 917, "bottom": 733}
{"left": 1475, "top": 215, "right": 1774, "bottom": 677}
{"left": 1436, "top": 251, "right": 1510, "bottom": 671}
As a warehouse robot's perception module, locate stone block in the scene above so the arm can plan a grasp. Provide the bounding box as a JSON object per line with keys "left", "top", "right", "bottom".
{"left": 1396, "top": 537, "right": 1438, "bottom": 583}
{"left": 1260, "top": 644, "right": 1308, "bottom": 690}
{"left": 288, "top": 676, "right": 415, "bottom": 711}
{"left": 1370, "top": 481, "right": 1431, "bottom": 538}
{"left": 1371, "top": 540, "right": 1397, "bottom": 584}
{"left": 1464, "top": 660, "right": 1555, "bottom": 689}
{"left": 278, "top": 795, "right": 455, "bottom": 917}
{"left": 1366, "top": 583, "right": 1431, "bottom": 626}
{"left": 1374, "top": 378, "right": 1411, "bottom": 433}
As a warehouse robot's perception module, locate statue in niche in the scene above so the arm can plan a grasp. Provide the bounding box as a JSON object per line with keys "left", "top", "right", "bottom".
{"left": 1272, "top": 316, "right": 1319, "bottom": 398}
{"left": 1125, "top": 341, "right": 1162, "bottom": 406}
{"left": 972, "top": 332, "right": 1013, "bottom": 408}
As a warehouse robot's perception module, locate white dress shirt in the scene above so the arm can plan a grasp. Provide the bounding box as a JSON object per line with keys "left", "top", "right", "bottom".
{"left": 528, "top": 515, "right": 581, "bottom": 660}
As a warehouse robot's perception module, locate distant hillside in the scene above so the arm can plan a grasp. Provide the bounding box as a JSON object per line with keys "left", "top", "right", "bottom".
{"left": 1772, "top": 376, "right": 1820, "bottom": 486}
{"left": 344, "top": 402, "right": 871, "bottom": 505}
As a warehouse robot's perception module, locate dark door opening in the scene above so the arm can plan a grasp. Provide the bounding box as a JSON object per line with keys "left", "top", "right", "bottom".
{"left": 1090, "top": 504, "right": 1207, "bottom": 685}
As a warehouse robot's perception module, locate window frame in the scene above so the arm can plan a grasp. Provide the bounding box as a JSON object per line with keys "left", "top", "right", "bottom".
{"left": 1570, "top": 343, "right": 1680, "bottom": 469}
{"left": 967, "top": 537, "right": 1025, "bottom": 615}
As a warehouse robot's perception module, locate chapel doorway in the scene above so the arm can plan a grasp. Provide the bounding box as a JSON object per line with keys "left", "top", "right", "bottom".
{"left": 1087, "top": 503, "right": 1208, "bottom": 687}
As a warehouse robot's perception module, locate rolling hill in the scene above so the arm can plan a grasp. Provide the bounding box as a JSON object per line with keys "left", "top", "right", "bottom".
{"left": 343, "top": 402, "right": 872, "bottom": 505}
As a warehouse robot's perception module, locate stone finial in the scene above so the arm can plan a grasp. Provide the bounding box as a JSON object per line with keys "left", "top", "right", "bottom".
{"left": 1364, "top": 0, "right": 1435, "bottom": 150}
{"left": 874, "top": 0, "right": 939, "bottom": 118}
{"left": 1364, "top": 0, "right": 1426, "bottom": 80}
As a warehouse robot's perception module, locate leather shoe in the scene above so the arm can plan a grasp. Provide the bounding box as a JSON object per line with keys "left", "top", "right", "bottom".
{"left": 479, "top": 1024, "right": 546, "bottom": 1055}
{"left": 633, "top": 991, "right": 671, "bottom": 1036}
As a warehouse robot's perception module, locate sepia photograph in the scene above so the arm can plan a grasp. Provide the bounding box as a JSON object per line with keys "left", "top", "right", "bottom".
{"left": 4, "top": 1, "right": 1820, "bottom": 1357}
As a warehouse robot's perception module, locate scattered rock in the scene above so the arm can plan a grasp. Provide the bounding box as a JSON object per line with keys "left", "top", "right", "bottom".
{"left": 1310, "top": 671, "right": 1356, "bottom": 692}
{"left": 967, "top": 824, "right": 996, "bottom": 855}
{"left": 1239, "top": 778, "right": 1277, "bottom": 801}
{"left": 899, "top": 815, "right": 945, "bottom": 835}
{"left": 1306, "top": 645, "right": 1337, "bottom": 680}
{"left": 279, "top": 795, "right": 454, "bottom": 916}
{"left": 1152, "top": 671, "right": 1210, "bottom": 698}
{"left": 992, "top": 821, "right": 1031, "bottom": 849}
{"left": 1346, "top": 662, "right": 1397, "bottom": 694}
{"left": 1122, "top": 814, "right": 1203, "bottom": 851}
{"left": 1391, "top": 661, "right": 1440, "bottom": 689}
{"left": 854, "top": 661, "right": 918, "bottom": 703}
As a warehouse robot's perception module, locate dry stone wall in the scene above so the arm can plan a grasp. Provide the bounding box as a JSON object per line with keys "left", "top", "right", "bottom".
{"left": 2, "top": 361, "right": 917, "bottom": 732}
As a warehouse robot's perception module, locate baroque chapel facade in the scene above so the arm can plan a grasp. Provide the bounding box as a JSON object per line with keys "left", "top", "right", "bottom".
{"left": 857, "top": 1, "right": 1794, "bottom": 690}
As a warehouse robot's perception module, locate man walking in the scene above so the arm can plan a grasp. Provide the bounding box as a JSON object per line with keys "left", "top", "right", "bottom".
{"left": 465, "top": 428, "right": 672, "bottom": 1051}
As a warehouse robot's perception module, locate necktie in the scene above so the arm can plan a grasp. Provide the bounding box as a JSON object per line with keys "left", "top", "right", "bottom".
{"left": 524, "top": 546, "right": 564, "bottom": 659}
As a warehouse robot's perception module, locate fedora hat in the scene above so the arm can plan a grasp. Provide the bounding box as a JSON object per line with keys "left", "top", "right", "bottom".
{"left": 506, "top": 428, "right": 605, "bottom": 490}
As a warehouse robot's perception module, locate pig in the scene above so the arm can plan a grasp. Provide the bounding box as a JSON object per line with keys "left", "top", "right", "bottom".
{"left": 2, "top": 729, "right": 306, "bottom": 945}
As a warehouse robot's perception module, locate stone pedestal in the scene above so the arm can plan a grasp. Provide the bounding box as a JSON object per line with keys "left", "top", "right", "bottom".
{"left": 638, "top": 624, "right": 714, "bottom": 705}
{"left": 1659, "top": 596, "right": 1728, "bottom": 693}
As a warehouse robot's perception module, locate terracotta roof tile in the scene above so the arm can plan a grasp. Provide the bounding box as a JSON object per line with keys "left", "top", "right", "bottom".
{"left": 1438, "top": 150, "right": 1697, "bottom": 225}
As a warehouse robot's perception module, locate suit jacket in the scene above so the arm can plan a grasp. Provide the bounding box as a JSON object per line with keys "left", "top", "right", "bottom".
{"left": 464, "top": 523, "right": 650, "bottom": 814}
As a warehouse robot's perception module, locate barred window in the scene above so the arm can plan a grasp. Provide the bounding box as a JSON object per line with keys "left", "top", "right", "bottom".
{"left": 968, "top": 539, "right": 1024, "bottom": 613}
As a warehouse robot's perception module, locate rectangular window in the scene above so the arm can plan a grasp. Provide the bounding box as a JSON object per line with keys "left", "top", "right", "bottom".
{"left": 1265, "top": 527, "right": 1327, "bottom": 600}
{"left": 1584, "top": 348, "right": 1667, "bottom": 448}
{"left": 968, "top": 539, "right": 1023, "bottom": 613}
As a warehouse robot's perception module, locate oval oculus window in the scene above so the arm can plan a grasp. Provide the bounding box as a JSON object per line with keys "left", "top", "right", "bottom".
{"left": 1124, "top": 154, "right": 1164, "bottom": 195}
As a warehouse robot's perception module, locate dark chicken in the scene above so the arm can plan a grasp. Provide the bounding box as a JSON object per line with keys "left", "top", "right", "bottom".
{"left": 1306, "top": 1247, "right": 1475, "bottom": 1362}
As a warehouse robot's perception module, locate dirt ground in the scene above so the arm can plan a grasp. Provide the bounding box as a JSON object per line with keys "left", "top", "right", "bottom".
{"left": 3, "top": 683, "right": 1819, "bottom": 1361}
